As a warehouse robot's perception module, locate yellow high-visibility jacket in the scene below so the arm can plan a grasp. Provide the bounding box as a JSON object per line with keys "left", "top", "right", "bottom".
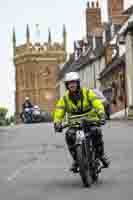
{"left": 53, "top": 87, "right": 105, "bottom": 123}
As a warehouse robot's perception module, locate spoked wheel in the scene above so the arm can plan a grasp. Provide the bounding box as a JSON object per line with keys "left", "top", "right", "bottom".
{"left": 24, "top": 114, "right": 32, "bottom": 124}
{"left": 91, "top": 169, "right": 99, "bottom": 183}
{"left": 76, "top": 145, "right": 92, "bottom": 188}
{"left": 91, "top": 159, "right": 100, "bottom": 183}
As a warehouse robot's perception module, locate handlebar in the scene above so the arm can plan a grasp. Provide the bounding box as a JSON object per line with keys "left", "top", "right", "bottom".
{"left": 61, "top": 118, "right": 102, "bottom": 130}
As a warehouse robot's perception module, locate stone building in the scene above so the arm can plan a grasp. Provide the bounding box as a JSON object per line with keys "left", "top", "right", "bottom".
{"left": 59, "top": 1, "right": 108, "bottom": 95}
{"left": 59, "top": 0, "right": 133, "bottom": 116}
{"left": 107, "top": 0, "right": 128, "bottom": 24}
{"left": 13, "top": 25, "right": 67, "bottom": 122}
{"left": 99, "top": 55, "right": 126, "bottom": 113}
{"left": 99, "top": 7, "right": 133, "bottom": 115}
{"left": 59, "top": 34, "right": 106, "bottom": 96}
{"left": 119, "top": 13, "right": 133, "bottom": 118}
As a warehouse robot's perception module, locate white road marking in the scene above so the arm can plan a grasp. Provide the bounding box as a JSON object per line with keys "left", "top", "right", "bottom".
{"left": 7, "top": 154, "right": 40, "bottom": 182}
{"left": 7, "top": 164, "right": 32, "bottom": 182}
{"left": 6, "top": 144, "right": 67, "bottom": 182}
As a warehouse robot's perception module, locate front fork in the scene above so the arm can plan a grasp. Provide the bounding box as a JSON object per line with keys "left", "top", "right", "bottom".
{"left": 89, "top": 139, "right": 102, "bottom": 174}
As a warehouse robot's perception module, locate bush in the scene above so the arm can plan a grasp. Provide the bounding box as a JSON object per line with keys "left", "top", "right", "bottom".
{"left": 0, "top": 107, "right": 8, "bottom": 120}
{"left": 0, "top": 107, "right": 15, "bottom": 126}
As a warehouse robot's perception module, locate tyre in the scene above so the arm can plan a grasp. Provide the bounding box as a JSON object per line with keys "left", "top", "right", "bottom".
{"left": 91, "top": 156, "right": 100, "bottom": 183}
{"left": 91, "top": 168, "right": 99, "bottom": 183}
{"left": 24, "top": 113, "right": 32, "bottom": 123}
{"left": 76, "top": 145, "right": 92, "bottom": 187}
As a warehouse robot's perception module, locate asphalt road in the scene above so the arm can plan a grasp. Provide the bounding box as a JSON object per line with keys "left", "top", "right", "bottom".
{"left": 0, "top": 121, "right": 133, "bottom": 200}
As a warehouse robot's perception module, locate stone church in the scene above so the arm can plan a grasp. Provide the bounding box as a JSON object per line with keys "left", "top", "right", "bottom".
{"left": 13, "top": 25, "right": 67, "bottom": 122}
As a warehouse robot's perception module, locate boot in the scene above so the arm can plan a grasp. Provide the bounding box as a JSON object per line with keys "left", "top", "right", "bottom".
{"left": 70, "top": 161, "right": 79, "bottom": 173}
{"left": 69, "top": 149, "right": 79, "bottom": 173}
{"left": 100, "top": 154, "right": 110, "bottom": 168}
{"left": 96, "top": 131, "right": 110, "bottom": 168}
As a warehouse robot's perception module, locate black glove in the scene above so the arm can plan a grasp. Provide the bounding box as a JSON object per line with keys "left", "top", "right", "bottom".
{"left": 54, "top": 122, "right": 62, "bottom": 133}
{"left": 99, "top": 113, "right": 106, "bottom": 125}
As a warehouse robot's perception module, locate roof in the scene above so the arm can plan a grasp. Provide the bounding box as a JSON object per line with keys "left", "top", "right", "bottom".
{"left": 119, "top": 13, "right": 133, "bottom": 35}
{"left": 123, "top": 5, "right": 133, "bottom": 15}
{"left": 59, "top": 35, "right": 105, "bottom": 80}
{"left": 99, "top": 55, "right": 125, "bottom": 80}
{"left": 59, "top": 44, "right": 105, "bottom": 80}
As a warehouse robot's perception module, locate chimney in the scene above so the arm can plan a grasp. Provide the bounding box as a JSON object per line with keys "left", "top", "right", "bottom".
{"left": 107, "top": 0, "right": 125, "bottom": 24}
{"left": 86, "top": 1, "right": 102, "bottom": 36}
{"left": 108, "top": 0, "right": 124, "bottom": 18}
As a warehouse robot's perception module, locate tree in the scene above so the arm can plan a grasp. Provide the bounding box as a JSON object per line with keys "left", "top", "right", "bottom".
{"left": 8, "top": 115, "right": 16, "bottom": 125}
{"left": 0, "top": 107, "right": 8, "bottom": 126}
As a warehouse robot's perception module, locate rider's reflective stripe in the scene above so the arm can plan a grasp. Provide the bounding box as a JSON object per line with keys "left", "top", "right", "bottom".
{"left": 71, "top": 108, "right": 92, "bottom": 115}
{"left": 63, "top": 95, "right": 69, "bottom": 112}
{"left": 64, "top": 89, "right": 93, "bottom": 114}
{"left": 86, "top": 89, "right": 93, "bottom": 109}
{"left": 91, "top": 96, "right": 99, "bottom": 102}
{"left": 56, "top": 106, "right": 65, "bottom": 110}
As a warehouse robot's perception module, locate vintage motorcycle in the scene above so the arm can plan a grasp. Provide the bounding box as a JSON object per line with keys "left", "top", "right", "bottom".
{"left": 32, "top": 105, "right": 42, "bottom": 123}
{"left": 20, "top": 107, "right": 33, "bottom": 123}
{"left": 61, "top": 114, "right": 105, "bottom": 188}
{"left": 20, "top": 105, "right": 42, "bottom": 123}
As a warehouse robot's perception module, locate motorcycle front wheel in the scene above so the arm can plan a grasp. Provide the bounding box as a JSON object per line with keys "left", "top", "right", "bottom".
{"left": 76, "top": 145, "right": 92, "bottom": 188}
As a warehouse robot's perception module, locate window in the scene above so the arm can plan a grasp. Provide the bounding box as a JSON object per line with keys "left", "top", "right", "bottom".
{"left": 20, "top": 69, "right": 24, "bottom": 88}
{"left": 112, "top": 80, "right": 118, "bottom": 105}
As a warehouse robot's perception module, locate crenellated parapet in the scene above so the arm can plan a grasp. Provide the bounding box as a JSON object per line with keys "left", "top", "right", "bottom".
{"left": 15, "top": 42, "right": 65, "bottom": 56}
{"left": 13, "top": 24, "right": 67, "bottom": 62}
{"left": 87, "top": 0, "right": 100, "bottom": 9}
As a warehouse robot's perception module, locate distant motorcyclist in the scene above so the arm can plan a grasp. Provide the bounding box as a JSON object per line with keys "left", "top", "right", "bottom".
{"left": 21, "top": 97, "right": 33, "bottom": 123}
{"left": 22, "top": 97, "right": 33, "bottom": 110}
{"left": 53, "top": 72, "right": 110, "bottom": 171}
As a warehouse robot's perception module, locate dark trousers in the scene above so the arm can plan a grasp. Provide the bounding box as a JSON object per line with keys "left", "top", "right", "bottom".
{"left": 65, "top": 127, "right": 104, "bottom": 161}
{"left": 104, "top": 103, "right": 111, "bottom": 120}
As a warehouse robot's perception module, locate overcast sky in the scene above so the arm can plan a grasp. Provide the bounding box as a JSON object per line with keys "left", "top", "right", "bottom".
{"left": 0, "top": 0, "right": 132, "bottom": 115}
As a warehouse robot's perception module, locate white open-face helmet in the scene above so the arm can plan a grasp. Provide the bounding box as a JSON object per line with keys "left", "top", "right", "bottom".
{"left": 34, "top": 105, "right": 39, "bottom": 109}
{"left": 64, "top": 72, "right": 80, "bottom": 82}
{"left": 25, "top": 96, "right": 30, "bottom": 101}
{"left": 64, "top": 72, "right": 80, "bottom": 89}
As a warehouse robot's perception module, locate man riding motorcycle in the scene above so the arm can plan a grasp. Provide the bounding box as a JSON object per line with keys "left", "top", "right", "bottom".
{"left": 22, "top": 97, "right": 33, "bottom": 110}
{"left": 21, "top": 97, "right": 33, "bottom": 122}
{"left": 53, "top": 72, "right": 110, "bottom": 171}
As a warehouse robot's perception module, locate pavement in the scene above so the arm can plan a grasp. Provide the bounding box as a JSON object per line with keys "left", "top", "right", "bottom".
{"left": 0, "top": 121, "right": 133, "bottom": 200}
{"left": 110, "top": 109, "right": 128, "bottom": 120}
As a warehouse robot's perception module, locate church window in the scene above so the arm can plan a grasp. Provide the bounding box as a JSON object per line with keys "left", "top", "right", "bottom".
{"left": 20, "top": 69, "right": 24, "bottom": 88}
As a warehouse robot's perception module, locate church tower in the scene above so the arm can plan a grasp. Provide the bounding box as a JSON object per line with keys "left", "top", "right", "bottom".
{"left": 13, "top": 25, "right": 67, "bottom": 122}
{"left": 107, "top": 0, "right": 127, "bottom": 24}
{"left": 108, "top": 0, "right": 124, "bottom": 18}
{"left": 86, "top": 1, "right": 102, "bottom": 36}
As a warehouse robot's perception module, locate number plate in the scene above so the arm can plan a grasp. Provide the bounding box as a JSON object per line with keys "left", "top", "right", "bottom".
{"left": 76, "top": 131, "right": 85, "bottom": 144}
{"left": 79, "top": 130, "right": 85, "bottom": 139}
